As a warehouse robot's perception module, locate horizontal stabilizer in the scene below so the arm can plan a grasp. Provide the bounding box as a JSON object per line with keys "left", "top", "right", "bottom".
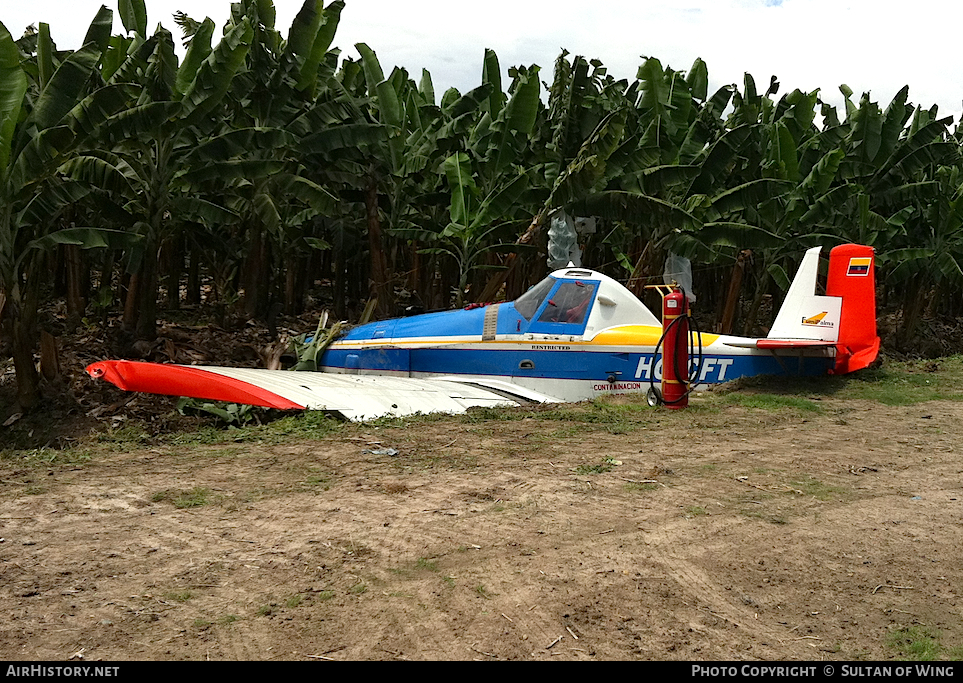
{"left": 724, "top": 339, "right": 836, "bottom": 350}
{"left": 86, "top": 361, "right": 548, "bottom": 422}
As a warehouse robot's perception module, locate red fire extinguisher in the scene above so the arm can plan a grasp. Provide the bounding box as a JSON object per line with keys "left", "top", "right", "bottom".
{"left": 660, "top": 287, "right": 689, "bottom": 409}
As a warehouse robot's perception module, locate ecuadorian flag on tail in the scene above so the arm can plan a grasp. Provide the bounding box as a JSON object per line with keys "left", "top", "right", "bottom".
{"left": 846, "top": 257, "right": 872, "bottom": 276}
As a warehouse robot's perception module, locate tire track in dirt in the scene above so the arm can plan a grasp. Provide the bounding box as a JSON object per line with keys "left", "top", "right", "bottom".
{"left": 358, "top": 471, "right": 549, "bottom": 659}
{"left": 641, "top": 513, "right": 809, "bottom": 659}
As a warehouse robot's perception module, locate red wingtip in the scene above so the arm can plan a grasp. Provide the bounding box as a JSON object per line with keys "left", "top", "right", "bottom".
{"left": 86, "top": 360, "right": 304, "bottom": 410}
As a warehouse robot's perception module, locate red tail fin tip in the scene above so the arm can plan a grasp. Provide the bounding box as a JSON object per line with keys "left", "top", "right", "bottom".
{"left": 825, "top": 244, "right": 880, "bottom": 374}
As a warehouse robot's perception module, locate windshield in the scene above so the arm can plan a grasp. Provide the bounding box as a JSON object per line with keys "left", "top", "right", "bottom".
{"left": 514, "top": 277, "right": 556, "bottom": 320}
{"left": 537, "top": 281, "right": 596, "bottom": 324}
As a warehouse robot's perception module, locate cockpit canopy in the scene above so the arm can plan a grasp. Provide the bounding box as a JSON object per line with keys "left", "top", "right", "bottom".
{"left": 518, "top": 268, "right": 660, "bottom": 338}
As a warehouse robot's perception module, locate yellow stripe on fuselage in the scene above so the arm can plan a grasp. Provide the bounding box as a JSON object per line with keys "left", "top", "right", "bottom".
{"left": 328, "top": 325, "right": 721, "bottom": 350}
{"left": 588, "top": 326, "right": 720, "bottom": 347}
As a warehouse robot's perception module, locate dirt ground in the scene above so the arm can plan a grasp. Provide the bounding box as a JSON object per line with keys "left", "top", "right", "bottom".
{"left": 0, "top": 388, "right": 961, "bottom": 661}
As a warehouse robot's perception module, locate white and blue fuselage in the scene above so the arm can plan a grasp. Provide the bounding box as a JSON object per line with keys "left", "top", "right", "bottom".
{"left": 318, "top": 267, "right": 836, "bottom": 403}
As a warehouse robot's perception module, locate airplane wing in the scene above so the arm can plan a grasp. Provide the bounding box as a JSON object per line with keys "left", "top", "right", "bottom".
{"left": 85, "top": 360, "right": 556, "bottom": 422}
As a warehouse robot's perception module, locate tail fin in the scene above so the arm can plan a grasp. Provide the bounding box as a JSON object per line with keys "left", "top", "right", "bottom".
{"left": 767, "top": 243, "right": 879, "bottom": 374}
{"left": 768, "top": 246, "right": 842, "bottom": 344}
{"left": 826, "top": 244, "right": 879, "bottom": 374}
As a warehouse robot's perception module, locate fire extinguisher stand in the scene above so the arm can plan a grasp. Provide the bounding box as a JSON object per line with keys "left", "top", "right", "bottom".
{"left": 646, "top": 284, "right": 693, "bottom": 410}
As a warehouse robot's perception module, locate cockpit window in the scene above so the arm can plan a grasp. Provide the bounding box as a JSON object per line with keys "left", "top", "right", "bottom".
{"left": 536, "top": 281, "right": 596, "bottom": 324}
{"left": 514, "top": 277, "right": 556, "bottom": 320}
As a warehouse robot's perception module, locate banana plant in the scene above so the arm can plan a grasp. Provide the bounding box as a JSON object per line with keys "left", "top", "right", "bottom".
{"left": 415, "top": 54, "right": 542, "bottom": 306}
{"left": 421, "top": 151, "right": 530, "bottom": 307}
{"left": 205, "top": 0, "right": 343, "bottom": 319}
{"left": 0, "top": 7, "right": 144, "bottom": 410}
{"left": 62, "top": 11, "right": 254, "bottom": 340}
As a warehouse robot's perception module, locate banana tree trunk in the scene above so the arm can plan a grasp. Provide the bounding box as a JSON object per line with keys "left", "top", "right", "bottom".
{"left": 720, "top": 250, "right": 749, "bottom": 335}
{"left": 65, "top": 244, "right": 87, "bottom": 327}
{"left": 243, "top": 223, "right": 271, "bottom": 319}
{"left": 4, "top": 306, "right": 39, "bottom": 410}
{"left": 742, "top": 267, "right": 769, "bottom": 337}
{"left": 162, "top": 235, "right": 182, "bottom": 310}
{"left": 123, "top": 271, "right": 139, "bottom": 333}
{"left": 897, "top": 279, "right": 928, "bottom": 350}
{"left": 3, "top": 262, "right": 42, "bottom": 410}
{"left": 365, "top": 175, "right": 392, "bottom": 317}
{"left": 135, "top": 248, "right": 159, "bottom": 340}
{"left": 186, "top": 246, "right": 201, "bottom": 305}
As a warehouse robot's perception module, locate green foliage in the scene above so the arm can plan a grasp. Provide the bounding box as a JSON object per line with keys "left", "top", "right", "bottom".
{"left": 886, "top": 626, "right": 944, "bottom": 661}
{"left": 176, "top": 398, "right": 257, "bottom": 426}
{"left": 289, "top": 316, "right": 343, "bottom": 371}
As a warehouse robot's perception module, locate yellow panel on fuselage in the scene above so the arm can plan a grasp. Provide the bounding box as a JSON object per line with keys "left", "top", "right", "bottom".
{"left": 587, "top": 325, "right": 720, "bottom": 348}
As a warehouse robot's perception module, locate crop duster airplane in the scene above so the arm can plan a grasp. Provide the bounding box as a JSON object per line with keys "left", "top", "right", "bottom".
{"left": 87, "top": 244, "right": 880, "bottom": 421}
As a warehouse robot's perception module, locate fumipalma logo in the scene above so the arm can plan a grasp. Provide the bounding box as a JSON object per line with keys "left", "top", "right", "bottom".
{"left": 801, "top": 312, "right": 834, "bottom": 327}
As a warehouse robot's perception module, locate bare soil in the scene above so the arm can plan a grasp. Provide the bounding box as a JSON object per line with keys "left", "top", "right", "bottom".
{"left": 1, "top": 389, "right": 961, "bottom": 661}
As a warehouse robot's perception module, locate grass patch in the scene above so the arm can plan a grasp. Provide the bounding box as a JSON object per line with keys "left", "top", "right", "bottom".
{"left": 151, "top": 486, "right": 213, "bottom": 509}
{"left": 415, "top": 557, "right": 440, "bottom": 572}
{"left": 348, "top": 583, "right": 367, "bottom": 595}
{"left": 790, "top": 476, "right": 848, "bottom": 501}
{"left": 742, "top": 510, "right": 788, "bottom": 525}
{"left": 302, "top": 472, "right": 331, "bottom": 490}
{"left": 574, "top": 456, "right": 622, "bottom": 475}
{"left": 0, "top": 447, "right": 94, "bottom": 469}
{"left": 463, "top": 406, "right": 528, "bottom": 423}
{"left": 365, "top": 412, "right": 450, "bottom": 429}
{"left": 96, "top": 424, "right": 152, "bottom": 447}
{"left": 164, "top": 590, "right": 193, "bottom": 603}
{"left": 838, "top": 358, "right": 963, "bottom": 405}
{"left": 946, "top": 644, "right": 963, "bottom": 660}
{"left": 624, "top": 481, "right": 659, "bottom": 493}
{"left": 208, "top": 446, "right": 246, "bottom": 458}
{"left": 217, "top": 614, "right": 239, "bottom": 625}
{"left": 165, "top": 410, "right": 344, "bottom": 446}
{"left": 548, "top": 424, "right": 585, "bottom": 438}
{"left": 317, "top": 590, "right": 336, "bottom": 601}
{"left": 397, "top": 451, "right": 478, "bottom": 472}
{"left": 474, "top": 584, "right": 494, "bottom": 599}
{"left": 535, "top": 398, "right": 649, "bottom": 432}
{"left": 722, "top": 393, "right": 824, "bottom": 413}
{"left": 684, "top": 505, "right": 708, "bottom": 518}
{"left": 284, "top": 594, "right": 304, "bottom": 609}
{"left": 886, "top": 626, "right": 943, "bottom": 661}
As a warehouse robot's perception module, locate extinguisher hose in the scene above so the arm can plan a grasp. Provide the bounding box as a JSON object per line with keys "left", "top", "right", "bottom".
{"left": 649, "top": 292, "right": 704, "bottom": 405}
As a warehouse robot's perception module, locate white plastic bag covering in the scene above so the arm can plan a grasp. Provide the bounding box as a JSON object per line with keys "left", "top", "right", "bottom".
{"left": 547, "top": 210, "right": 581, "bottom": 269}
{"left": 663, "top": 253, "right": 696, "bottom": 303}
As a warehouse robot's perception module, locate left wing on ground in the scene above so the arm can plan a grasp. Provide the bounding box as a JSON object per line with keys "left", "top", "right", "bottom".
{"left": 86, "top": 360, "right": 554, "bottom": 422}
